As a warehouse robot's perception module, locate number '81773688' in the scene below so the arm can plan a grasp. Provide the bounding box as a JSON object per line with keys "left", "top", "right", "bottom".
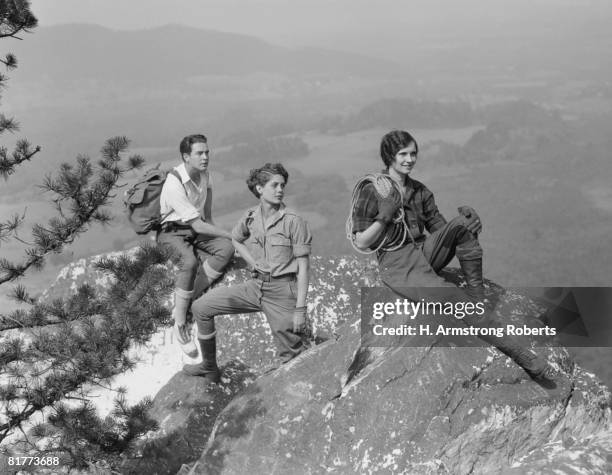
{"left": 8, "top": 456, "right": 60, "bottom": 466}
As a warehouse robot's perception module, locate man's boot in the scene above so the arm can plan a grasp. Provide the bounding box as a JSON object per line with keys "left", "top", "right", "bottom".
{"left": 182, "top": 334, "right": 221, "bottom": 383}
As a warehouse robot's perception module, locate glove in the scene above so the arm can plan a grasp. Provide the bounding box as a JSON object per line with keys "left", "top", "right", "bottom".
{"left": 376, "top": 191, "right": 402, "bottom": 225}
{"left": 458, "top": 205, "right": 482, "bottom": 235}
{"left": 293, "top": 306, "right": 307, "bottom": 334}
{"left": 250, "top": 262, "right": 271, "bottom": 278}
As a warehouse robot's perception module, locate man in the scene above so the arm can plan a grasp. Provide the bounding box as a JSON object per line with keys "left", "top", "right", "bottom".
{"left": 350, "top": 130, "right": 556, "bottom": 384}
{"left": 184, "top": 163, "right": 312, "bottom": 382}
{"left": 158, "top": 134, "right": 234, "bottom": 357}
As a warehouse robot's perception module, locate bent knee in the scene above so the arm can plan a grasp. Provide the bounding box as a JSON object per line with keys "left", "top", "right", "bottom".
{"left": 218, "top": 239, "right": 234, "bottom": 256}
{"left": 450, "top": 215, "right": 479, "bottom": 236}
{"left": 192, "top": 301, "right": 216, "bottom": 322}
{"left": 212, "top": 239, "right": 235, "bottom": 264}
{"left": 180, "top": 253, "right": 200, "bottom": 272}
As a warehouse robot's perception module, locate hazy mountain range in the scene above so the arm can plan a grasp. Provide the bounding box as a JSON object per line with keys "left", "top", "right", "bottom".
{"left": 8, "top": 23, "right": 400, "bottom": 84}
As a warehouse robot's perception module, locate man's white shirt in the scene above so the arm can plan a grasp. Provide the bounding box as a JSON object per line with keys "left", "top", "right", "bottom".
{"left": 160, "top": 163, "right": 212, "bottom": 224}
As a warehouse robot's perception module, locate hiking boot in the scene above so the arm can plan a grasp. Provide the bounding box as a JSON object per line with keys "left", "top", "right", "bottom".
{"left": 508, "top": 346, "right": 558, "bottom": 387}
{"left": 459, "top": 257, "right": 486, "bottom": 301}
{"left": 182, "top": 337, "right": 221, "bottom": 383}
{"left": 173, "top": 322, "right": 198, "bottom": 358}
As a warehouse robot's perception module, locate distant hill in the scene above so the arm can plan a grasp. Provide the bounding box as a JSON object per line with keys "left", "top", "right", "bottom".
{"left": 8, "top": 23, "right": 400, "bottom": 83}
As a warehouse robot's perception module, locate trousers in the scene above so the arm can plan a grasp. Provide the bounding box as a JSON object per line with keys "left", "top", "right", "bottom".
{"left": 379, "top": 215, "right": 494, "bottom": 326}
{"left": 191, "top": 278, "right": 306, "bottom": 362}
{"left": 378, "top": 216, "right": 541, "bottom": 360}
{"left": 379, "top": 215, "right": 482, "bottom": 291}
{"left": 157, "top": 228, "right": 234, "bottom": 291}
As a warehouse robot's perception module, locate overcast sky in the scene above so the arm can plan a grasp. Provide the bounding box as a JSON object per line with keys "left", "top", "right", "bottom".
{"left": 29, "top": 0, "right": 611, "bottom": 58}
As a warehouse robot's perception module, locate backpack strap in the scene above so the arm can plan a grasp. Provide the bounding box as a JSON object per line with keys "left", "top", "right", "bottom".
{"left": 166, "top": 169, "right": 182, "bottom": 186}
{"left": 160, "top": 169, "right": 187, "bottom": 223}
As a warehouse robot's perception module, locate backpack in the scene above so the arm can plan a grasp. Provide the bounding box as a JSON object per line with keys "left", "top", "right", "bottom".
{"left": 124, "top": 166, "right": 182, "bottom": 234}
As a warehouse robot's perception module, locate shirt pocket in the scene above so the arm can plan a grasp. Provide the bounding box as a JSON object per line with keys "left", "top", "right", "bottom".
{"left": 405, "top": 208, "right": 423, "bottom": 236}
{"left": 268, "top": 235, "right": 292, "bottom": 263}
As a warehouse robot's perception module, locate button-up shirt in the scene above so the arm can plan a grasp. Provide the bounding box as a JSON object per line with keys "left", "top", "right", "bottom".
{"left": 352, "top": 173, "right": 447, "bottom": 245}
{"left": 232, "top": 204, "right": 312, "bottom": 277}
{"left": 160, "top": 163, "right": 212, "bottom": 224}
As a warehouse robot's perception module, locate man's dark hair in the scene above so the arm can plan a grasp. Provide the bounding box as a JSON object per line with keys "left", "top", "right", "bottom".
{"left": 380, "top": 130, "right": 418, "bottom": 167}
{"left": 179, "top": 134, "right": 208, "bottom": 158}
{"left": 246, "top": 163, "right": 289, "bottom": 198}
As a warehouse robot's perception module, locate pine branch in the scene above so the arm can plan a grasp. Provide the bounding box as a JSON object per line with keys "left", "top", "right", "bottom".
{"left": 0, "top": 137, "right": 143, "bottom": 285}
{"left": 0, "top": 244, "right": 172, "bottom": 455}
{"left": 9, "top": 283, "right": 35, "bottom": 304}
{"left": 0, "top": 113, "right": 19, "bottom": 133}
{"left": 0, "top": 52, "right": 17, "bottom": 68}
{"left": 0, "top": 0, "right": 38, "bottom": 39}
{"left": 0, "top": 337, "right": 26, "bottom": 365}
{"left": 0, "top": 284, "right": 103, "bottom": 331}
{"left": 0, "top": 141, "right": 41, "bottom": 179}
{"left": 0, "top": 210, "right": 25, "bottom": 243}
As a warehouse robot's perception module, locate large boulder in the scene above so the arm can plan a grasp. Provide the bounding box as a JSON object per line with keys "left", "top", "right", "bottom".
{"left": 41, "top": 250, "right": 612, "bottom": 474}
{"left": 189, "top": 278, "right": 610, "bottom": 474}
{"left": 194, "top": 325, "right": 609, "bottom": 474}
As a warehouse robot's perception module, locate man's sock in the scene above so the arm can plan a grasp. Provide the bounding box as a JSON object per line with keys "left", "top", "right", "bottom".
{"left": 172, "top": 288, "right": 193, "bottom": 325}
{"left": 203, "top": 260, "right": 223, "bottom": 282}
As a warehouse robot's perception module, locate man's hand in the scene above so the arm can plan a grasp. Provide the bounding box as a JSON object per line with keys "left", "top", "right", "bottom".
{"left": 376, "top": 191, "right": 402, "bottom": 225}
{"left": 458, "top": 205, "right": 482, "bottom": 235}
{"left": 293, "top": 306, "right": 307, "bottom": 334}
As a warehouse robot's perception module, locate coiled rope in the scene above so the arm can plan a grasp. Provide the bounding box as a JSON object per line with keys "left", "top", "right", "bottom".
{"left": 346, "top": 173, "right": 415, "bottom": 254}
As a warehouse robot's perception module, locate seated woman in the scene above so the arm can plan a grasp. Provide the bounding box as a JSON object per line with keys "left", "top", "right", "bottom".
{"left": 184, "top": 163, "right": 312, "bottom": 382}
{"left": 349, "top": 130, "right": 556, "bottom": 384}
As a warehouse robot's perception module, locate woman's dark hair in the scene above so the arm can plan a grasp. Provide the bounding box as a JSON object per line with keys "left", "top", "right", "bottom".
{"left": 246, "top": 163, "right": 289, "bottom": 198}
{"left": 380, "top": 130, "right": 418, "bottom": 167}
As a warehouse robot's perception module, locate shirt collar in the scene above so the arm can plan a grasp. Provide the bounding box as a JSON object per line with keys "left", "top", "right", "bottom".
{"left": 176, "top": 163, "right": 206, "bottom": 186}
{"left": 382, "top": 168, "right": 414, "bottom": 189}
{"left": 255, "top": 203, "right": 286, "bottom": 230}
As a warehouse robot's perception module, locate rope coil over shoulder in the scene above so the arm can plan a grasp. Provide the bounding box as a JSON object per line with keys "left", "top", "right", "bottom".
{"left": 346, "top": 173, "right": 416, "bottom": 254}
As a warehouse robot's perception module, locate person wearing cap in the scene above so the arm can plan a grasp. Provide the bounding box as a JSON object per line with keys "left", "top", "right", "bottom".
{"left": 158, "top": 134, "right": 234, "bottom": 358}
{"left": 184, "top": 162, "right": 312, "bottom": 382}
{"left": 349, "top": 129, "right": 556, "bottom": 385}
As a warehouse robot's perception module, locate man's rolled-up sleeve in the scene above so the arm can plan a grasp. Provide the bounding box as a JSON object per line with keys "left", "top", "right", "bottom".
{"left": 290, "top": 216, "right": 312, "bottom": 257}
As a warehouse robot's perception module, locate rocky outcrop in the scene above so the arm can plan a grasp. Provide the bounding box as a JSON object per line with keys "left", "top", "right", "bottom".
{"left": 44, "top": 251, "right": 612, "bottom": 474}
{"left": 43, "top": 253, "right": 380, "bottom": 372}
{"left": 119, "top": 362, "right": 257, "bottom": 475}
{"left": 43, "top": 252, "right": 380, "bottom": 473}
{"left": 195, "top": 312, "right": 609, "bottom": 474}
